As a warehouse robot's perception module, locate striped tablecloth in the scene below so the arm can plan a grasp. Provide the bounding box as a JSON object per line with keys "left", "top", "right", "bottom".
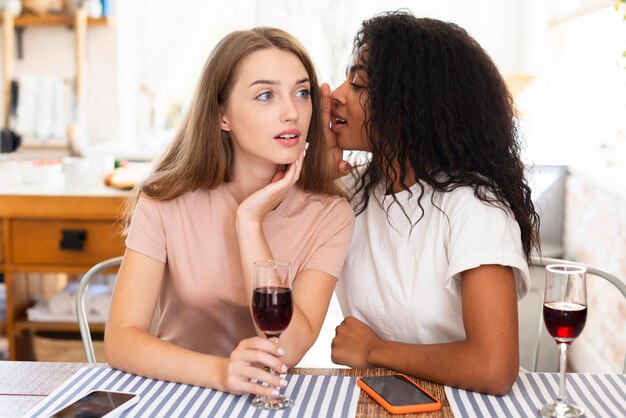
{"left": 445, "top": 372, "right": 626, "bottom": 417}
{"left": 26, "top": 367, "right": 360, "bottom": 418}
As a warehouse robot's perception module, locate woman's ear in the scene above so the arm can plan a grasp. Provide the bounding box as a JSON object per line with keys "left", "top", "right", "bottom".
{"left": 219, "top": 108, "right": 231, "bottom": 132}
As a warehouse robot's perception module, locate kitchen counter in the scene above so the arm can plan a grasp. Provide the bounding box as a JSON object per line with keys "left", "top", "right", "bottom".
{"left": 0, "top": 183, "right": 128, "bottom": 197}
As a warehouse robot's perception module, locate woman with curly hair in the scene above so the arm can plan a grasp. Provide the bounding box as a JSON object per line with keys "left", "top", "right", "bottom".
{"left": 324, "top": 11, "right": 540, "bottom": 395}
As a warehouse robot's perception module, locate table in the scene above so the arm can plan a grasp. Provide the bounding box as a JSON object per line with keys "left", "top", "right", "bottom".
{"left": 0, "top": 361, "right": 453, "bottom": 418}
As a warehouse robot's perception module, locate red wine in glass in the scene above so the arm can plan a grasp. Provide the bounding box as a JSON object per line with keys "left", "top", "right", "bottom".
{"left": 540, "top": 264, "right": 587, "bottom": 418}
{"left": 252, "top": 286, "right": 293, "bottom": 338}
{"left": 543, "top": 301, "right": 587, "bottom": 343}
{"left": 251, "top": 260, "right": 295, "bottom": 410}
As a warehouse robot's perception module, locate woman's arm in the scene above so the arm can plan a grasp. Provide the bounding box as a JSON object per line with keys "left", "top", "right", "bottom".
{"left": 276, "top": 270, "right": 336, "bottom": 366}
{"left": 237, "top": 199, "right": 337, "bottom": 367}
{"left": 235, "top": 149, "right": 340, "bottom": 366}
{"left": 331, "top": 264, "right": 520, "bottom": 395}
{"left": 105, "top": 249, "right": 286, "bottom": 396}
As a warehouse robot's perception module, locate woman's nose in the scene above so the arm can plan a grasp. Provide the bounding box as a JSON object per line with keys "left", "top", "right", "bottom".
{"left": 331, "top": 82, "right": 347, "bottom": 105}
{"left": 281, "top": 98, "right": 299, "bottom": 122}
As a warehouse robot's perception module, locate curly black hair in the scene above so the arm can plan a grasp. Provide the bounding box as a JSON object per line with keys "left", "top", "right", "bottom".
{"left": 352, "top": 10, "right": 540, "bottom": 260}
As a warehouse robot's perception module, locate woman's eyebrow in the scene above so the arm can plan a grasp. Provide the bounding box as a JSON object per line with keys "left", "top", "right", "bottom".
{"left": 345, "top": 64, "right": 366, "bottom": 77}
{"left": 248, "top": 78, "right": 310, "bottom": 87}
{"left": 249, "top": 79, "right": 279, "bottom": 87}
{"left": 349, "top": 64, "right": 366, "bottom": 72}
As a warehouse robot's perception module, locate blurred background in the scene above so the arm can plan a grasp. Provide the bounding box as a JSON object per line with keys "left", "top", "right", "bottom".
{"left": 0, "top": 0, "right": 624, "bottom": 373}
{"left": 2, "top": 0, "right": 624, "bottom": 165}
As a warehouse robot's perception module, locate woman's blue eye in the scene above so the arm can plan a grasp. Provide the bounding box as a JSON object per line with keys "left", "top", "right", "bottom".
{"left": 257, "top": 92, "right": 272, "bottom": 101}
{"left": 296, "top": 89, "right": 310, "bottom": 99}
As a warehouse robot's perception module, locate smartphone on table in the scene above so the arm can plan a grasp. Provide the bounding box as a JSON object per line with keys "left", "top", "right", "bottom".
{"left": 48, "top": 390, "right": 140, "bottom": 418}
{"left": 357, "top": 374, "right": 441, "bottom": 414}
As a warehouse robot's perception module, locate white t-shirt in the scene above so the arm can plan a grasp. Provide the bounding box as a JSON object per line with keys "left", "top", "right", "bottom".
{"left": 335, "top": 180, "right": 530, "bottom": 345}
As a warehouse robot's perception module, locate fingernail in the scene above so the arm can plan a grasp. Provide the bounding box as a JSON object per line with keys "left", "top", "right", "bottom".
{"left": 295, "top": 160, "right": 299, "bottom": 167}
{"left": 271, "top": 389, "right": 280, "bottom": 396}
{"left": 281, "top": 364, "right": 288, "bottom": 373}
{"left": 340, "top": 161, "right": 350, "bottom": 170}
{"left": 280, "top": 379, "right": 288, "bottom": 387}
{"left": 303, "top": 150, "right": 307, "bottom": 157}
{"left": 305, "top": 142, "right": 310, "bottom": 150}
{"left": 277, "top": 347, "right": 285, "bottom": 356}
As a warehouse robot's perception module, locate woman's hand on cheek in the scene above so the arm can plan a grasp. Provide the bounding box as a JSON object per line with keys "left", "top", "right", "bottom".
{"left": 236, "top": 146, "right": 306, "bottom": 225}
{"left": 330, "top": 316, "right": 380, "bottom": 368}
{"left": 221, "top": 336, "right": 288, "bottom": 396}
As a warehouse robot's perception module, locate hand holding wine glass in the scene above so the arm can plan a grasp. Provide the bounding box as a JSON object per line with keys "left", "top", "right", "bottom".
{"left": 540, "top": 264, "right": 587, "bottom": 417}
{"left": 251, "top": 260, "right": 295, "bottom": 410}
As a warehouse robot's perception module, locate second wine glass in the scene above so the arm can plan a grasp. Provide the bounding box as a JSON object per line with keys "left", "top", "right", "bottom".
{"left": 251, "top": 260, "right": 294, "bottom": 410}
{"left": 540, "top": 264, "right": 587, "bottom": 418}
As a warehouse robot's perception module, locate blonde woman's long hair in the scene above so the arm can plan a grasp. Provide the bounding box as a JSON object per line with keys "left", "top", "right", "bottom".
{"left": 123, "top": 27, "right": 341, "bottom": 228}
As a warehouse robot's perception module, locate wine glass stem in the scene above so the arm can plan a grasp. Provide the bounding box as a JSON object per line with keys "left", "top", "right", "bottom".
{"left": 269, "top": 336, "right": 280, "bottom": 397}
{"left": 557, "top": 342, "right": 568, "bottom": 404}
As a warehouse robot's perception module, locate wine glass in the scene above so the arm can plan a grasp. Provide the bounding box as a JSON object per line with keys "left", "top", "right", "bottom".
{"left": 540, "top": 264, "right": 587, "bottom": 417}
{"left": 251, "top": 260, "right": 295, "bottom": 410}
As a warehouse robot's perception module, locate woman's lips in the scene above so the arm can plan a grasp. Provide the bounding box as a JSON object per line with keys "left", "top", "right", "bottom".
{"left": 274, "top": 129, "right": 301, "bottom": 147}
{"left": 331, "top": 115, "right": 347, "bottom": 134}
{"left": 274, "top": 136, "right": 300, "bottom": 146}
{"left": 331, "top": 120, "right": 346, "bottom": 134}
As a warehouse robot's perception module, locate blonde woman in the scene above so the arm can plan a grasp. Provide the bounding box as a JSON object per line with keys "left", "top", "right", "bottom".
{"left": 104, "top": 28, "right": 354, "bottom": 397}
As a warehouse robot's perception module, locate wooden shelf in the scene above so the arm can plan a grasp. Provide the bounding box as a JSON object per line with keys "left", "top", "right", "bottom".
{"left": 0, "top": 10, "right": 98, "bottom": 145}
{"left": 0, "top": 14, "right": 110, "bottom": 28}
{"left": 15, "top": 319, "right": 105, "bottom": 334}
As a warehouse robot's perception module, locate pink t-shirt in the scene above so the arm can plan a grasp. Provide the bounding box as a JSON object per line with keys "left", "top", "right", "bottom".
{"left": 125, "top": 184, "right": 354, "bottom": 357}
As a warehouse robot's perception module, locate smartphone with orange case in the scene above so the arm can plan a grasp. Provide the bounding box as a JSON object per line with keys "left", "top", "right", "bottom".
{"left": 357, "top": 374, "right": 442, "bottom": 414}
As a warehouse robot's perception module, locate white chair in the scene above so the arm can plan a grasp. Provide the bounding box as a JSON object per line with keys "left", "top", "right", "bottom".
{"left": 518, "top": 256, "right": 626, "bottom": 373}
{"left": 76, "top": 256, "right": 123, "bottom": 364}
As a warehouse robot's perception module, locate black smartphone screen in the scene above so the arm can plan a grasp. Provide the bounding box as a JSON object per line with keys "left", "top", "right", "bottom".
{"left": 360, "top": 375, "right": 438, "bottom": 406}
{"left": 51, "top": 390, "right": 136, "bottom": 418}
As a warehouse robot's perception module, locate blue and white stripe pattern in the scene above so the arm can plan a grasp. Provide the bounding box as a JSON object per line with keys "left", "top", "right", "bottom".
{"left": 445, "top": 372, "right": 626, "bottom": 417}
{"left": 26, "top": 367, "right": 360, "bottom": 418}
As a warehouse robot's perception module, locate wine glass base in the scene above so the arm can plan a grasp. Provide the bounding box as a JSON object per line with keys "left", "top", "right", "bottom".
{"left": 540, "top": 401, "right": 584, "bottom": 417}
{"left": 252, "top": 394, "right": 295, "bottom": 410}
